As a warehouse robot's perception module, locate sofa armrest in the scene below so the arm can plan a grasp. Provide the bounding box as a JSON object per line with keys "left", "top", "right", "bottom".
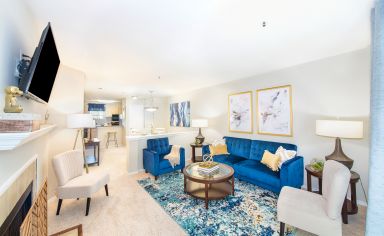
{"left": 143, "top": 149, "right": 160, "bottom": 175}
{"left": 280, "top": 156, "right": 304, "bottom": 189}
{"left": 179, "top": 147, "right": 186, "bottom": 168}
{"left": 202, "top": 145, "right": 210, "bottom": 156}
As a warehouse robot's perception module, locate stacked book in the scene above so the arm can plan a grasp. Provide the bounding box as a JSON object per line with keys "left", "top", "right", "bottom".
{"left": 198, "top": 162, "right": 219, "bottom": 176}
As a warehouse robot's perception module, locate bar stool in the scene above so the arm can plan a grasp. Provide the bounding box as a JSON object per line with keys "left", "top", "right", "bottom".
{"left": 106, "top": 131, "right": 118, "bottom": 148}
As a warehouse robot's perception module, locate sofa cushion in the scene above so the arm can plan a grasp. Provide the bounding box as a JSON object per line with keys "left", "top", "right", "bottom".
{"left": 224, "top": 136, "right": 252, "bottom": 158}
{"left": 234, "top": 160, "right": 281, "bottom": 188}
{"left": 209, "top": 144, "right": 230, "bottom": 156}
{"left": 261, "top": 150, "right": 281, "bottom": 171}
{"left": 213, "top": 154, "right": 246, "bottom": 167}
{"left": 249, "top": 140, "right": 297, "bottom": 161}
{"left": 147, "top": 137, "right": 170, "bottom": 155}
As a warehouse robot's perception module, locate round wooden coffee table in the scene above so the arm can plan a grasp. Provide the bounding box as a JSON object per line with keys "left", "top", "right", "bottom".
{"left": 183, "top": 163, "right": 234, "bottom": 209}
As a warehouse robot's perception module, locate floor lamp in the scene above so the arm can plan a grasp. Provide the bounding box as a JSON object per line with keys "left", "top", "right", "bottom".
{"left": 67, "top": 114, "right": 95, "bottom": 173}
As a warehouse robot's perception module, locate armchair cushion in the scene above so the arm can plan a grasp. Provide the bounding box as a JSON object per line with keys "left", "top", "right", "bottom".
{"left": 159, "top": 159, "right": 173, "bottom": 169}
{"left": 57, "top": 170, "right": 110, "bottom": 199}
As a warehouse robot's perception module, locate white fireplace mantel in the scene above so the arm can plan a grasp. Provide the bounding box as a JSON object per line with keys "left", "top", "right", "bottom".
{"left": 0, "top": 125, "right": 56, "bottom": 151}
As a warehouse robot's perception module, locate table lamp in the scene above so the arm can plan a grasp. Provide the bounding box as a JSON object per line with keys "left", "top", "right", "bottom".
{"left": 191, "top": 119, "right": 208, "bottom": 145}
{"left": 67, "top": 114, "right": 95, "bottom": 173}
{"left": 316, "top": 120, "right": 363, "bottom": 169}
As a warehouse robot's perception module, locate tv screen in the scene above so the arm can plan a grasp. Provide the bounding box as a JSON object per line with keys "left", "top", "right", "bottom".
{"left": 19, "top": 23, "right": 60, "bottom": 103}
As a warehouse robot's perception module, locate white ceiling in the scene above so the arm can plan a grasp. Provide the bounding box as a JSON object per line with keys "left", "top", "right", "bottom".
{"left": 24, "top": 0, "right": 374, "bottom": 99}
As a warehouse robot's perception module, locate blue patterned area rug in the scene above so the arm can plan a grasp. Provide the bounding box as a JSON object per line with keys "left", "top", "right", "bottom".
{"left": 137, "top": 172, "right": 295, "bottom": 236}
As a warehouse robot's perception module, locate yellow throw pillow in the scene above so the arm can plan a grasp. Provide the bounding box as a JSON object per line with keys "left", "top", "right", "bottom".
{"left": 261, "top": 150, "right": 281, "bottom": 171}
{"left": 209, "top": 144, "right": 229, "bottom": 156}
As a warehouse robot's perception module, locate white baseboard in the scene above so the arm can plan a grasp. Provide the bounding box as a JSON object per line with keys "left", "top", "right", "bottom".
{"left": 127, "top": 169, "right": 145, "bottom": 176}
{"left": 357, "top": 200, "right": 367, "bottom": 207}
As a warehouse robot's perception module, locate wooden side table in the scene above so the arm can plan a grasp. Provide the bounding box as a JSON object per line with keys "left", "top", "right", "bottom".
{"left": 305, "top": 165, "right": 323, "bottom": 194}
{"left": 84, "top": 140, "right": 100, "bottom": 166}
{"left": 305, "top": 164, "right": 360, "bottom": 224}
{"left": 190, "top": 143, "right": 209, "bottom": 162}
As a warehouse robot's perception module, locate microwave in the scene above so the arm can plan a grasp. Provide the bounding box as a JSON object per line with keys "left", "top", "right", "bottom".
{"left": 111, "top": 114, "right": 120, "bottom": 125}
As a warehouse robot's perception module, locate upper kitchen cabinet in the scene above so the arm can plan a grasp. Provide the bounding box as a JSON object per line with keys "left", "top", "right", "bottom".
{"left": 105, "top": 102, "right": 122, "bottom": 117}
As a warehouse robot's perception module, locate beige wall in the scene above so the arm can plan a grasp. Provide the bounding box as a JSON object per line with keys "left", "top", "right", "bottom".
{"left": 46, "top": 66, "right": 86, "bottom": 198}
{"left": 169, "top": 48, "right": 370, "bottom": 204}
{"left": 0, "top": 0, "right": 48, "bottom": 193}
{"left": 0, "top": 1, "right": 86, "bottom": 200}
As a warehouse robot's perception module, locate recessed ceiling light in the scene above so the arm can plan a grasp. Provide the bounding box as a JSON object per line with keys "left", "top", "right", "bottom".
{"left": 132, "top": 96, "right": 138, "bottom": 100}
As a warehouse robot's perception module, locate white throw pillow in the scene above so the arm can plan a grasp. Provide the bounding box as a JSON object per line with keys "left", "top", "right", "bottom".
{"left": 275, "top": 146, "right": 297, "bottom": 168}
{"left": 212, "top": 138, "right": 226, "bottom": 146}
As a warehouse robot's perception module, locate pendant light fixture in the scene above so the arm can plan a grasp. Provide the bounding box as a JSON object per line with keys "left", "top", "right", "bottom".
{"left": 144, "top": 90, "right": 158, "bottom": 112}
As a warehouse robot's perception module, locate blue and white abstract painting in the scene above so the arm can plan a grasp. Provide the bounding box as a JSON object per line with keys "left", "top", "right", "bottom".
{"left": 170, "top": 101, "right": 190, "bottom": 127}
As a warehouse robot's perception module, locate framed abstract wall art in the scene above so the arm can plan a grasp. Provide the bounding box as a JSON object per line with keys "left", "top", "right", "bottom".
{"left": 256, "top": 85, "right": 293, "bottom": 136}
{"left": 228, "top": 91, "right": 253, "bottom": 133}
{"left": 170, "top": 101, "right": 191, "bottom": 127}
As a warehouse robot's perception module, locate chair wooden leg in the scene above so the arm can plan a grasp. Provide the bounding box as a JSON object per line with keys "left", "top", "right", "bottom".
{"left": 86, "top": 198, "right": 91, "bottom": 216}
{"left": 280, "top": 222, "right": 285, "bottom": 236}
{"left": 105, "top": 184, "right": 109, "bottom": 196}
{"left": 155, "top": 176, "right": 158, "bottom": 180}
{"left": 56, "top": 199, "right": 63, "bottom": 215}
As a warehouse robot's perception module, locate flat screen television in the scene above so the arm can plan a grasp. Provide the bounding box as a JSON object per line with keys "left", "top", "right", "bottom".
{"left": 19, "top": 22, "right": 60, "bottom": 103}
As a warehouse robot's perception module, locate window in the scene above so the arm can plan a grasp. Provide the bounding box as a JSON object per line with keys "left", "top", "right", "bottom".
{"left": 88, "top": 103, "right": 106, "bottom": 120}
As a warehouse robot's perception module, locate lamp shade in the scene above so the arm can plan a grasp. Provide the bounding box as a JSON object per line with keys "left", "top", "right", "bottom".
{"left": 316, "top": 120, "right": 363, "bottom": 139}
{"left": 67, "top": 114, "right": 95, "bottom": 129}
{"left": 191, "top": 119, "right": 208, "bottom": 128}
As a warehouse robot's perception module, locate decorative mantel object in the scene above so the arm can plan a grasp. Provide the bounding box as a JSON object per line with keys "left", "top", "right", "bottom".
{"left": 0, "top": 113, "right": 41, "bottom": 133}
{"left": 191, "top": 119, "right": 208, "bottom": 144}
{"left": 316, "top": 120, "right": 363, "bottom": 169}
{"left": 256, "top": 85, "right": 292, "bottom": 136}
{"left": 4, "top": 86, "right": 23, "bottom": 113}
{"left": 228, "top": 91, "right": 253, "bottom": 133}
{"left": 67, "top": 114, "right": 95, "bottom": 173}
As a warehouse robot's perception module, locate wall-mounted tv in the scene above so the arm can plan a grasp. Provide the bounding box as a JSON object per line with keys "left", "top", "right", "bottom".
{"left": 19, "top": 22, "right": 60, "bottom": 103}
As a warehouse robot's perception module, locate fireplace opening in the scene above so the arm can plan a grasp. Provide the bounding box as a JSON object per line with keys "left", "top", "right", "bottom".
{"left": 0, "top": 182, "right": 32, "bottom": 236}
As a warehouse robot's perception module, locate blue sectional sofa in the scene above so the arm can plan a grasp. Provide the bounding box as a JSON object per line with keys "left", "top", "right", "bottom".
{"left": 202, "top": 136, "right": 303, "bottom": 193}
{"left": 143, "top": 137, "right": 185, "bottom": 180}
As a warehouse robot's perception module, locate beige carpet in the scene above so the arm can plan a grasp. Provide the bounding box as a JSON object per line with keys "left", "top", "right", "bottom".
{"left": 48, "top": 147, "right": 366, "bottom": 236}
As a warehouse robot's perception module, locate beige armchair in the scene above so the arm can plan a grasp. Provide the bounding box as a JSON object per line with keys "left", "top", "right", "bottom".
{"left": 52, "top": 150, "right": 110, "bottom": 216}
{"left": 277, "top": 160, "right": 351, "bottom": 236}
